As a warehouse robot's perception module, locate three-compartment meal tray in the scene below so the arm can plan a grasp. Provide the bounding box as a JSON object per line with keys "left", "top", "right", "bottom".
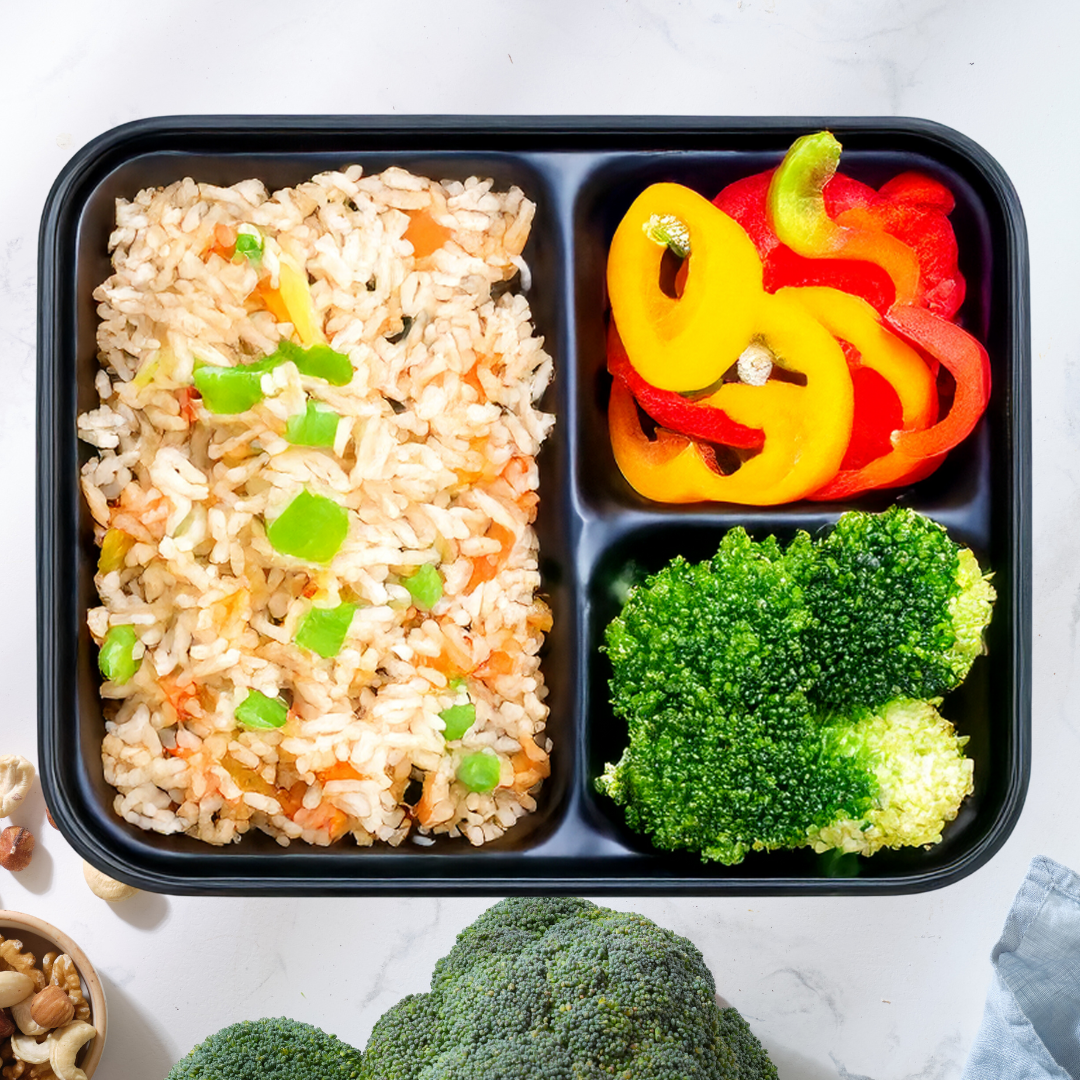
{"left": 37, "top": 115, "right": 1030, "bottom": 895}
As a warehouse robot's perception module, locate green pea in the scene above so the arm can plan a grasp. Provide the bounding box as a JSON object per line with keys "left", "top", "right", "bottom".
{"left": 98, "top": 625, "right": 141, "bottom": 685}
{"left": 234, "top": 225, "right": 264, "bottom": 262}
{"left": 457, "top": 751, "right": 501, "bottom": 793}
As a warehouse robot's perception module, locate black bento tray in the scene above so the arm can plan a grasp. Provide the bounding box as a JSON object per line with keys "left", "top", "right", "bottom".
{"left": 37, "top": 116, "right": 1030, "bottom": 895}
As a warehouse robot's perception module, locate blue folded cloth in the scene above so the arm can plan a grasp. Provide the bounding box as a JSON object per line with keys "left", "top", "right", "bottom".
{"left": 963, "top": 857, "right": 1080, "bottom": 1079}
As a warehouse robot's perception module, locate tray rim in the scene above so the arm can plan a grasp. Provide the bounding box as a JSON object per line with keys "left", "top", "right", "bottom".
{"left": 37, "top": 113, "right": 1031, "bottom": 895}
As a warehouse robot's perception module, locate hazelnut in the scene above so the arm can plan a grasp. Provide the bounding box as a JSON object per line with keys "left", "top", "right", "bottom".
{"left": 28, "top": 986, "right": 73, "bottom": 1030}
{"left": 0, "top": 1008, "right": 13, "bottom": 1039}
{"left": 0, "top": 827, "right": 33, "bottom": 871}
{"left": 46, "top": 809, "right": 57, "bottom": 830}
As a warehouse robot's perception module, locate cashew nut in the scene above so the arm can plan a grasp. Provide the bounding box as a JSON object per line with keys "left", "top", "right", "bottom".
{"left": 12, "top": 995, "right": 47, "bottom": 1036}
{"left": 0, "top": 971, "right": 34, "bottom": 1008}
{"left": 48, "top": 1020, "right": 96, "bottom": 1080}
{"left": 10, "top": 1032, "right": 50, "bottom": 1064}
{"left": 0, "top": 756, "right": 35, "bottom": 817}
{"left": 82, "top": 861, "right": 138, "bottom": 901}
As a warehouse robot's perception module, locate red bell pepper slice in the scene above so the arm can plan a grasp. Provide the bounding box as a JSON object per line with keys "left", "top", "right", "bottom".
{"left": 808, "top": 446, "right": 947, "bottom": 501}
{"left": 840, "top": 362, "right": 904, "bottom": 472}
{"left": 606, "top": 323, "right": 765, "bottom": 450}
{"left": 713, "top": 167, "right": 966, "bottom": 320}
{"left": 885, "top": 306, "right": 991, "bottom": 458}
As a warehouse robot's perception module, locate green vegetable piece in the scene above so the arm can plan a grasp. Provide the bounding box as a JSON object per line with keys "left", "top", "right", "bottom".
{"left": 234, "top": 224, "right": 264, "bottom": 262}
{"left": 235, "top": 689, "right": 288, "bottom": 730}
{"left": 404, "top": 563, "right": 443, "bottom": 609}
{"left": 766, "top": 129, "right": 842, "bottom": 255}
{"left": 457, "top": 750, "right": 500, "bottom": 792}
{"left": 192, "top": 355, "right": 281, "bottom": 415}
{"left": 597, "top": 507, "right": 994, "bottom": 866}
{"left": 98, "top": 625, "right": 141, "bottom": 685}
{"left": 294, "top": 603, "right": 356, "bottom": 659}
{"left": 439, "top": 703, "right": 476, "bottom": 741}
{"left": 448, "top": 676, "right": 468, "bottom": 692}
{"left": 285, "top": 400, "right": 341, "bottom": 447}
{"left": 361, "top": 896, "right": 779, "bottom": 1080}
{"left": 270, "top": 340, "right": 353, "bottom": 386}
{"left": 266, "top": 489, "right": 349, "bottom": 564}
{"left": 165, "top": 1017, "right": 364, "bottom": 1080}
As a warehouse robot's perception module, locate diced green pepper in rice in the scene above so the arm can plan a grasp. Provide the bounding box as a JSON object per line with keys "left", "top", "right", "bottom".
{"left": 98, "top": 624, "right": 141, "bottom": 685}
{"left": 439, "top": 703, "right": 476, "bottom": 741}
{"left": 294, "top": 603, "right": 357, "bottom": 659}
{"left": 235, "top": 689, "right": 288, "bottom": 730}
{"left": 269, "top": 341, "right": 353, "bottom": 386}
{"left": 404, "top": 564, "right": 443, "bottom": 609}
{"left": 285, "top": 400, "right": 341, "bottom": 448}
{"left": 267, "top": 490, "right": 349, "bottom": 564}
{"left": 457, "top": 750, "right": 500, "bottom": 792}
{"left": 192, "top": 356, "right": 281, "bottom": 415}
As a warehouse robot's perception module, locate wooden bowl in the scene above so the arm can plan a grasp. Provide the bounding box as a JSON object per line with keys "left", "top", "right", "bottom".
{"left": 0, "top": 910, "right": 106, "bottom": 1078}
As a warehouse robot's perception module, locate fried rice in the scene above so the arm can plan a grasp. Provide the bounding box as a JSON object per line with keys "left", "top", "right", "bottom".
{"left": 77, "top": 165, "right": 554, "bottom": 848}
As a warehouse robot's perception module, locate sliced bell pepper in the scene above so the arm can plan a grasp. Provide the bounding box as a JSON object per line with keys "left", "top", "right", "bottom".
{"left": 714, "top": 161, "right": 965, "bottom": 320}
{"left": 608, "top": 288, "right": 853, "bottom": 505}
{"left": 606, "top": 323, "right": 764, "bottom": 450}
{"left": 885, "top": 305, "right": 991, "bottom": 458}
{"left": 842, "top": 365, "right": 904, "bottom": 471}
{"left": 777, "top": 286, "right": 941, "bottom": 497}
{"left": 768, "top": 131, "right": 923, "bottom": 308}
{"left": 778, "top": 287, "right": 937, "bottom": 431}
{"left": 607, "top": 183, "right": 763, "bottom": 392}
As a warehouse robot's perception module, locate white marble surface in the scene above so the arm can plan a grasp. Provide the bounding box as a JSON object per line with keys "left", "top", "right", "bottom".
{"left": 2, "top": 1, "right": 1075, "bottom": 1076}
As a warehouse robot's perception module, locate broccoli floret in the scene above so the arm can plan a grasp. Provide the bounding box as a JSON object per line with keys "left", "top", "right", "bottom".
{"left": 806, "top": 506, "right": 995, "bottom": 709}
{"left": 361, "top": 896, "right": 776, "bottom": 1079}
{"left": 598, "top": 508, "right": 993, "bottom": 864}
{"left": 166, "top": 1017, "right": 363, "bottom": 1080}
{"left": 718, "top": 1008, "right": 779, "bottom": 1080}
{"left": 805, "top": 698, "right": 974, "bottom": 856}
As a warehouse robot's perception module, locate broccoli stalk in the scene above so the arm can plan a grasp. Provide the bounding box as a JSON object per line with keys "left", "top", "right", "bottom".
{"left": 166, "top": 1017, "right": 364, "bottom": 1080}
{"left": 598, "top": 507, "right": 995, "bottom": 864}
{"left": 361, "top": 896, "right": 776, "bottom": 1080}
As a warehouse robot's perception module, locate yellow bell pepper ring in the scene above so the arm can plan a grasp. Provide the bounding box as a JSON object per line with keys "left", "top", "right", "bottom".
{"left": 609, "top": 290, "right": 854, "bottom": 506}
{"left": 777, "top": 286, "right": 937, "bottom": 432}
{"left": 607, "top": 183, "right": 763, "bottom": 392}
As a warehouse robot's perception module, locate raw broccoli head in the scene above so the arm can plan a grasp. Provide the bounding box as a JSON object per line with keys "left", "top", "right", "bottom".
{"left": 166, "top": 1016, "right": 364, "bottom": 1080}
{"left": 806, "top": 506, "right": 995, "bottom": 709}
{"left": 361, "top": 896, "right": 776, "bottom": 1079}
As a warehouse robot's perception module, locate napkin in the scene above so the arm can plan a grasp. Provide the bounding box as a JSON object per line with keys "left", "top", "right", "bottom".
{"left": 963, "top": 856, "right": 1080, "bottom": 1079}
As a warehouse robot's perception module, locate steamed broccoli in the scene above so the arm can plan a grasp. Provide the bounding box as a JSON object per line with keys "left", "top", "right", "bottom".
{"left": 597, "top": 507, "right": 994, "bottom": 864}
{"left": 805, "top": 697, "right": 975, "bottom": 856}
{"left": 806, "top": 507, "right": 997, "bottom": 708}
{"left": 166, "top": 1016, "right": 364, "bottom": 1080}
{"left": 361, "top": 896, "right": 776, "bottom": 1080}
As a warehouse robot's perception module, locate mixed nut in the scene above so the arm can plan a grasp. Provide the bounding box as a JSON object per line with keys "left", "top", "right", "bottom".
{"left": 0, "top": 936, "right": 94, "bottom": 1080}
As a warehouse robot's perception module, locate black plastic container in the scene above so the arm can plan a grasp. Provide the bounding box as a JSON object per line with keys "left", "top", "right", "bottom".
{"left": 38, "top": 116, "right": 1030, "bottom": 895}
